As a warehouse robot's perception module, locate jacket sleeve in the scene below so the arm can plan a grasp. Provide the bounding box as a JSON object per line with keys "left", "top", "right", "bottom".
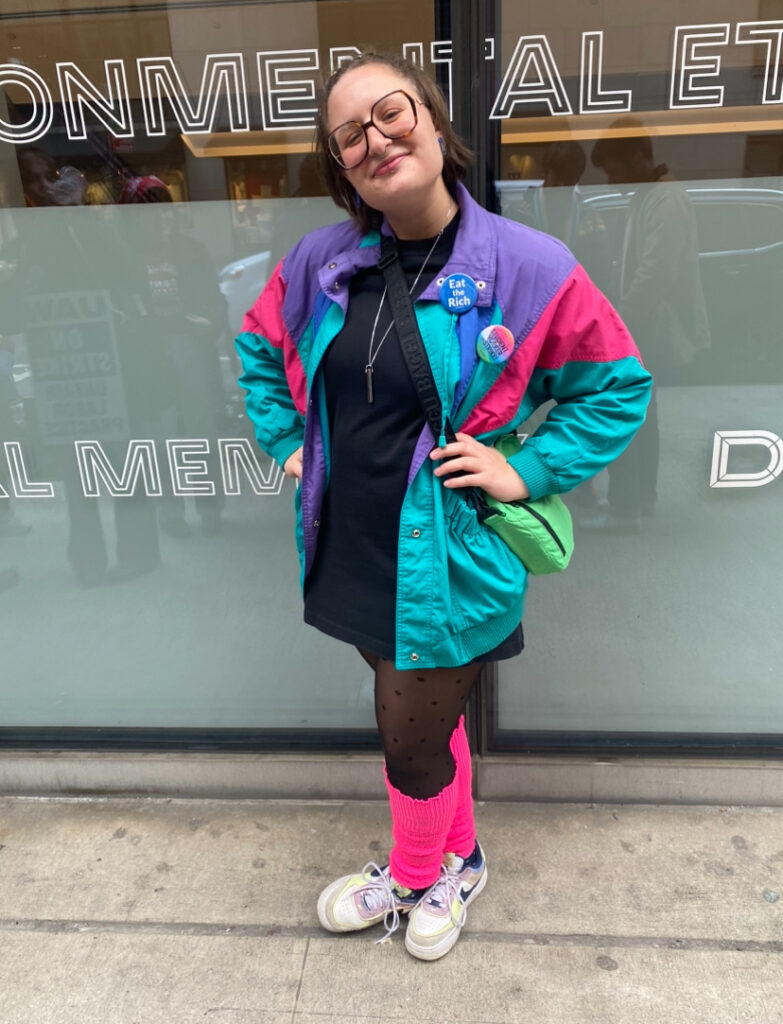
{"left": 507, "top": 265, "right": 653, "bottom": 500}
{"left": 234, "top": 261, "right": 307, "bottom": 470}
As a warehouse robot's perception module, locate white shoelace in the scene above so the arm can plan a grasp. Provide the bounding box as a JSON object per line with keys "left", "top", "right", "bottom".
{"left": 420, "top": 862, "right": 469, "bottom": 928}
{"left": 357, "top": 862, "right": 407, "bottom": 945}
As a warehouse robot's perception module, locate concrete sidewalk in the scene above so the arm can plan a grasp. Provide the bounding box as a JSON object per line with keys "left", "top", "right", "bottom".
{"left": 0, "top": 796, "right": 781, "bottom": 1024}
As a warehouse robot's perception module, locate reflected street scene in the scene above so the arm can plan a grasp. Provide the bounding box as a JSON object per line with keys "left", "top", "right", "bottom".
{"left": 0, "top": 0, "right": 782, "bottom": 751}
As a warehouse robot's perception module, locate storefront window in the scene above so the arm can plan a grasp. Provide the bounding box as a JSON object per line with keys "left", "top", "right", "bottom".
{"left": 1, "top": 0, "right": 781, "bottom": 753}
{"left": 489, "top": 0, "right": 783, "bottom": 751}
{"left": 0, "top": 1, "right": 435, "bottom": 740}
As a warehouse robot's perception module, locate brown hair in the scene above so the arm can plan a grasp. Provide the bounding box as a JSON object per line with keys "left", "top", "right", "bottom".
{"left": 315, "top": 51, "right": 473, "bottom": 234}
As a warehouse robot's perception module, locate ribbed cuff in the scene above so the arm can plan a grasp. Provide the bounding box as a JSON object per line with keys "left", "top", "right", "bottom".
{"left": 268, "top": 432, "right": 304, "bottom": 473}
{"left": 385, "top": 768, "right": 459, "bottom": 890}
{"left": 509, "top": 444, "right": 559, "bottom": 502}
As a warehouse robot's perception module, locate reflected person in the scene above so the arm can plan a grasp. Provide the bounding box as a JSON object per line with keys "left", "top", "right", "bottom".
{"left": 0, "top": 334, "right": 28, "bottom": 592}
{"left": 585, "top": 121, "right": 710, "bottom": 531}
{"left": 118, "top": 177, "right": 228, "bottom": 537}
{"left": 10, "top": 150, "right": 160, "bottom": 584}
{"left": 0, "top": 334, "right": 31, "bottom": 538}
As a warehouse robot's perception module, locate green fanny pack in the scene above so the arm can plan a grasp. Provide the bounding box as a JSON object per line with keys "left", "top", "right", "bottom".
{"left": 481, "top": 434, "right": 574, "bottom": 576}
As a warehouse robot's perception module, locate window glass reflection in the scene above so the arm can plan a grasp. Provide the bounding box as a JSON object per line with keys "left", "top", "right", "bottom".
{"left": 493, "top": 1, "right": 783, "bottom": 744}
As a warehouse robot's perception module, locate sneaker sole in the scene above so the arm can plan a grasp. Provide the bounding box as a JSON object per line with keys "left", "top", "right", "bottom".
{"left": 404, "top": 864, "right": 488, "bottom": 961}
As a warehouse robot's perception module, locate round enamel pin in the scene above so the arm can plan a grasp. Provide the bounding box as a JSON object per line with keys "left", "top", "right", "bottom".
{"left": 476, "top": 324, "right": 515, "bottom": 364}
{"left": 439, "top": 273, "right": 478, "bottom": 313}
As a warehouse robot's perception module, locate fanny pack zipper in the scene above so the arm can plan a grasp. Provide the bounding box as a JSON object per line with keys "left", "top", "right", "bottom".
{"left": 504, "top": 500, "right": 566, "bottom": 556}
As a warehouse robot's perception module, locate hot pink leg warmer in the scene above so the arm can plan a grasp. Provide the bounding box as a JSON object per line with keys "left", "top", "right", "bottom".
{"left": 443, "top": 715, "right": 476, "bottom": 858}
{"left": 385, "top": 768, "right": 459, "bottom": 890}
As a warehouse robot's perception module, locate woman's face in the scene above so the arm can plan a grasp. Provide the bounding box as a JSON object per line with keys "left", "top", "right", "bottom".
{"left": 327, "top": 64, "right": 446, "bottom": 216}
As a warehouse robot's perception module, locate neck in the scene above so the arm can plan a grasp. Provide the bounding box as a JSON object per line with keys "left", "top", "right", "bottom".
{"left": 386, "top": 183, "right": 456, "bottom": 240}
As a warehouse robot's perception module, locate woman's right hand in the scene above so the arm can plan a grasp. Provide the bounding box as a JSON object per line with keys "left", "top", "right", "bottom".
{"left": 283, "top": 446, "right": 303, "bottom": 480}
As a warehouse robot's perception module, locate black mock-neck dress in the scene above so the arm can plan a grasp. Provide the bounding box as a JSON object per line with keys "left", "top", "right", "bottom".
{"left": 304, "top": 213, "right": 523, "bottom": 664}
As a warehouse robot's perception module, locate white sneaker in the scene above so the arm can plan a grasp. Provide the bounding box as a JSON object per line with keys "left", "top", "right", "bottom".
{"left": 405, "top": 844, "right": 487, "bottom": 961}
{"left": 317, "top": 862, "right": 420, "bottom": 940}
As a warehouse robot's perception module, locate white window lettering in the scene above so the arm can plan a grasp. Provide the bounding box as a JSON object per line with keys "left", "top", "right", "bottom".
{"left": 3, "top": 442, "right": 55, "bottom": 497}
{"left": 709, "top": 430, "right": 783, "bottom": 488}
{"left": 75, "top": 440, "right": 162, "bottom": 497}
{"left": 580, "top": 32, "right": 632, "bottom": 114}
{"left": 430, "top": 41, "right": 453, "bottom": 117}
{"left": 257, "top": 49, "right": 318, "bottom": 129}
{"left": 218, "top": 439, "right": 284, "bottom": 496}
{"left": 330, "top": 47, "right": 361, "bottom": 73}
{"left": 56, "top": 60, "right": 133, "bottom": 140}
{"left": 402, "top": 43, "right": 425, "bottom": 68}
{"left": 736, "top": 21, "right": 783, "bottom": 104}
{"left": 166, "top": 440, "right": 215, "bottom": 496}
{"left": 490, "top": 35, "right": 572, "bottom": 119}
{"left": 670, "top": 24, "right": 730, "bottom": 109}
{"left": 137, "top": 54, "right": 249, "bottom": 136}
{"left": 0, "top": 63, "right": 54, "bottom": 144}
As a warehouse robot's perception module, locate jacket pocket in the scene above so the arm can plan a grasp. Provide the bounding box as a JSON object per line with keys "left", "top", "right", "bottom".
{"left": 443, "top": 489, "right": 525, "bottom": 634}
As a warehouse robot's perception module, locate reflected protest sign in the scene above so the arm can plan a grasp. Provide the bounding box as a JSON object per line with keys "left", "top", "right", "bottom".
{"left": 24, "top": 289, "right": 130, "bottom": 445}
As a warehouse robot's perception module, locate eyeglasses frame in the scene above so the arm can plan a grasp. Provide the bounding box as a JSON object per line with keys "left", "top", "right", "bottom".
{"left": 327, "top": 89, "right": 422, "bottom": 170}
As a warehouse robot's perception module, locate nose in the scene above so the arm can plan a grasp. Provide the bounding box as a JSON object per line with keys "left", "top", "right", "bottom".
{"left": 365, "top": 123, "right": 391, "bottom": 155}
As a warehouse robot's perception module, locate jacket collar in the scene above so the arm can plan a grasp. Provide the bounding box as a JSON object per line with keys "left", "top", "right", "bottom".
{"left": 412, "top": 183, "right": 497, "bottom": 307}
{"left": 317, "top": 183, "right": 497, "bottom": 307}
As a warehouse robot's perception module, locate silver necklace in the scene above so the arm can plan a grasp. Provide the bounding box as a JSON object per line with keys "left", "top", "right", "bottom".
{"left": 365, "top": 205, "right": 454, "bottom": 404}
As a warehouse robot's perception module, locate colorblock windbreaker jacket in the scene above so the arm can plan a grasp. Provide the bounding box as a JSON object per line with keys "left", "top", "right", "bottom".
{"left": 236, "top": 184, "right": 652, "bottom": 669}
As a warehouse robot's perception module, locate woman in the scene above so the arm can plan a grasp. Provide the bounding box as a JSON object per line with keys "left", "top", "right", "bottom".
{"left": 236, "top": 52, "right": 651, "bottom": 961}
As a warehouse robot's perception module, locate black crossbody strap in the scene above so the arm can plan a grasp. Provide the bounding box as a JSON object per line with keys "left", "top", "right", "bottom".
{"left": 378, "top": 233, "right": 457, "bottom": 445}
{"left": 378, "top": 235, "right": 494, "bottom": 521}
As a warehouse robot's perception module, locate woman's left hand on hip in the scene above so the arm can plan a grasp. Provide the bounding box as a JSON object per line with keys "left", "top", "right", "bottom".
{"left": 430, "top": 432, "right": 530, "bottom": 502}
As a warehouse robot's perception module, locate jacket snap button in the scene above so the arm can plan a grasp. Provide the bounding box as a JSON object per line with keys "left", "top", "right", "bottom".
{"left": 436, "top": 277, "right": 445, "bottom": 286}
{"left": 328, "top": 262, "right": 336, "bottom": 269}
{"left": 411, "top": 528, "right": 421, "bottom": 538}
{"left": 476, "top": 280, "right": 486, "bottom": 289}
{"left": 410, "top": 652, "right": 419, "bottom": 662}
{"left": 313, "top": 519, "right": 320, "bottom": 528}
{"left": 333, "top": 282, "right": 340, "bottom": 291}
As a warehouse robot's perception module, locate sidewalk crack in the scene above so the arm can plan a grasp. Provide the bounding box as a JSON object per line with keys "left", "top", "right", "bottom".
{"left": 291, "top": 935, "right": 310, "bottom": 1024}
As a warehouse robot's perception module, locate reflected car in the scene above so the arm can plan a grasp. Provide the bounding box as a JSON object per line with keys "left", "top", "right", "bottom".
{"left": 219, "top": 250, "right": 271, "bottom": 337}
{"left": 496, "top": 180, "right": 783, "bottom": 384}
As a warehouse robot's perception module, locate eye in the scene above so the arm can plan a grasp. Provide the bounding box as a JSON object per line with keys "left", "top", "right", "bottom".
{"left": 336, "top": 124, "right": 363, "bottom": 149}
{"left": 379, "top": 104, "right": 404, "bottom": 123}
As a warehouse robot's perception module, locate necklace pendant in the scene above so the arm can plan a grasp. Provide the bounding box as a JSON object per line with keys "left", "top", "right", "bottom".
{"left": 365, "top": 364, "right": 374, "bottom": 404}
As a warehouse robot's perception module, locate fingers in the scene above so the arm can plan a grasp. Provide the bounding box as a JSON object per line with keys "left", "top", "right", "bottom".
{"left": 283, "top": 447, "right": 303, "bottom": 479}
{"left": 430, "top": 433, "right": 494, "bottom": 481}
{"left": 432, "top": 455, "right": 481, "bottom": 483}
{"left": 429, "top": 432, "right": 482, "bottom": 463}
{"left": 430, "top": 433, "right": 529, "bottom": 501}
{"left": 438, "top": 468, "right": 485, "bottom": 489}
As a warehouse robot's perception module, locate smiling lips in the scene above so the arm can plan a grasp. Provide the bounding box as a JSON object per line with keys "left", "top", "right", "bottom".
{"left": 373, "top": 153, "right": 406, "bottom": 177}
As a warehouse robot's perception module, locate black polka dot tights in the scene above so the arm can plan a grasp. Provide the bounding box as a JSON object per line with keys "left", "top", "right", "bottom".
{"left": 359, "top": 649, "right": 481, "bottom": 799}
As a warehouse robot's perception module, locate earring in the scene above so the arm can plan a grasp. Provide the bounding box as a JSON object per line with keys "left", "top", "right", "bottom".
{"left": 438, "top": 137, "right": 446, "bottom": 155}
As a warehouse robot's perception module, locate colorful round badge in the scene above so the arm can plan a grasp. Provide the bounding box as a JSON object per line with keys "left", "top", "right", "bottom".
{"left": 476, "top": 324, "right": 515, "bottom": 364}
{"left": 439, "top": 274, "right": 478, "bottom": 313}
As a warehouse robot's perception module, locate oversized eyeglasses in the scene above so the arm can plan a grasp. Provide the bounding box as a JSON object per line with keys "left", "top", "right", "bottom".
{"left": 327, "top": 90, "right": 419, "bottom": 169}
